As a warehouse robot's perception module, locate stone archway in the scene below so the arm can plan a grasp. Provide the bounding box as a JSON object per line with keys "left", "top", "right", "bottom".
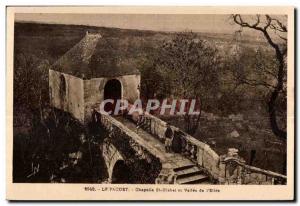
{"left": 102, "top": 140, "right": 125, "bottom": 183}
{"left": 103, "top": 79, "right": 122, "bottom": 114}
{"left": 111, "top": 160, "right": 131, "bottom": 183}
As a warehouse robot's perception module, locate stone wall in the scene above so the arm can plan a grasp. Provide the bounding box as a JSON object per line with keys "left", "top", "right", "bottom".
{"left": 49, "top": 69, "right": 140, "bottom": 123}
{"left": 142, "top": 113, "right": 286, "bottom": 184}
{"left": 100, "top": 114, "right": 163, "bottom": 183}
{"left": 102, "top": 139, "right": 124, "bottom": 182}
{"left": 119, "top": 74, "right": 140, "bottom": 103}
{"left": 83, "top": 74, "right": 140, "bottom": 121}
{"left": 144, "top": 113, "right": 220, "bottom": 179}
{"left": 49, "top": 69, "right": 85, "bottom": 121}
{"left": 144, "top": 113, "right": 167, "bottom": 140}
{"left": 99, "top": 112, "right": 286, "bottom": 184}
{"left": 83, "top": 77, "right": 106, "bottom": 121}
{"left": 243, "top": 172, "right": 271, "bottom": 185}
{"left": 196, "top": 142, "right": 220, "bottom": 179}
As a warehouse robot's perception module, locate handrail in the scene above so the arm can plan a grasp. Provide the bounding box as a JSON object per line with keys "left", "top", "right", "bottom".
{"left": 142, "top": 112, "right": 286, "bottom": 183}
{"left": 99, "top": 113, "right": 167, "bottom": 161}
{"left": 222, "top": 157, "right": 287, "bottom": 179}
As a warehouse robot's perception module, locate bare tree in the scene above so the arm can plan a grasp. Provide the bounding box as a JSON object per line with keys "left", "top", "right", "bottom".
{"left": 232, "top": 14, "right": 287, "bottom": 139}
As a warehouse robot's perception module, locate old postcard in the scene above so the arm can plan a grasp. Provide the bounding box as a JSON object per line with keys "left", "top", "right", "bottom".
{"left": 6, "top": 6, "right": 294, "bottom": 200}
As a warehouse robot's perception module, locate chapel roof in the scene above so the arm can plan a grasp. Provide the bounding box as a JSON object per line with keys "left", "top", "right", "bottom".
{"left": 51, "top": 32, "right": 140, "bottom": 79}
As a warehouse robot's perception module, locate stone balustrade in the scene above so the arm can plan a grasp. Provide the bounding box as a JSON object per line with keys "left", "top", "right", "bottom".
{"left": 99, "top": 113, "right": 166, "bottom": 162}
{"left": 137, "top": 112, "right": 287, "bottom": 185}
{"left": 99, "top": 112, "right": 287, "bottom": 185}
{"left": 138, "top": 113, "right": 220, "bottom": 179}
{"left": 219, "top": 152, "right": 287, "bottom": 185}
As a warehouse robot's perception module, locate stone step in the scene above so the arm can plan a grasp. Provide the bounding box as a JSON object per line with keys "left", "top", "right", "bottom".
{"left": 197, "top": 180, "right": 211, "bottom": 185}
{"left": 176, "top": 174, "right": 209, "bottom": 184}
{"left": 175, "top": 166, "right": 202, "bottom": 177}
{"left": 173, "top": 164, "right": 195, "bottom": 172}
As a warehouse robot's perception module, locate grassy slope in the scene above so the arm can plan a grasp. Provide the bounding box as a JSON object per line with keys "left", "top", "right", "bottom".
{"left": 14, "top": 22, "right": 167, "bottom": 62}
{"left": 14, "top": 22, "right": 268, "bottom": 62}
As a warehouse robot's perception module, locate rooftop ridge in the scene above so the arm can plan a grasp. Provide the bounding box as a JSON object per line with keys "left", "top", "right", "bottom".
{"left": 85, "top": 31, "right": 102, "bottom": 37}
{"left": 81, "top": 33, "right": 102, "bottom": 63}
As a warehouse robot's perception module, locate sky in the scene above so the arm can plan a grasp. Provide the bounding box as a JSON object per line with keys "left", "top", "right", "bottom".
{"left": 15, "top": 13, "right": 241, "bottom": 34}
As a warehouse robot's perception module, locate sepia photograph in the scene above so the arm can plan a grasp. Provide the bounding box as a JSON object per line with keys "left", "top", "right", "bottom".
{"left": 6, "top": 6, "right": 294, "bottom": 200}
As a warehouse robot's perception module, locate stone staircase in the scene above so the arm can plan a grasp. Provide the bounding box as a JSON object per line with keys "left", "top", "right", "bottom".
{"left": 174, "top": 164, "right": 210, "bottom": 184}
{"left": 114, "top": 115, "right": 212, "bottom": 185}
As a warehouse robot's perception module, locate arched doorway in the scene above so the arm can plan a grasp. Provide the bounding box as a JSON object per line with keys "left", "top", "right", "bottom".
{"left": 111, "top": 160, "right": 131, "bottom": 183}
{"left": 104, "top": 79, "right": 122, "bottom": 114}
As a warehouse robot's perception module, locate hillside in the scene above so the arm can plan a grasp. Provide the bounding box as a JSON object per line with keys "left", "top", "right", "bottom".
{"left": 14, "top": 22, "right": 269, "bottom": 64}
{"left": 14, "top": 22, "right": 164, "bottom": 62}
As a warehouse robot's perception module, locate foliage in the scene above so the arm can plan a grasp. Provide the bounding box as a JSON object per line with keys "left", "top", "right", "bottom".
{"left": 14, "top": 53, "right": 50, "bottom": 112}
{"left": 13, "top": 109, "right": 108, "bottom": 183}
{"left": 153, "top": 32, "right": 221, "bottom": 134}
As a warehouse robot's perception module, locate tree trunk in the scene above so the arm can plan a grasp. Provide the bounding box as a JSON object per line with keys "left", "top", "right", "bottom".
{"left": 268, "top": 89, "right": 287, "bottom": 139}
{"left": 184, "top": 114, "right": 191, "bottom": 133}
{"left": 268, "top": 57, "right": 286, "bottom": 140}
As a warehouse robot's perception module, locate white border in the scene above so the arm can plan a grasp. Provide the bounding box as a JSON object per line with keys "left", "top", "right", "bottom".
{"left": 1, "top": 0, "right": 299, "bottom": 204}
